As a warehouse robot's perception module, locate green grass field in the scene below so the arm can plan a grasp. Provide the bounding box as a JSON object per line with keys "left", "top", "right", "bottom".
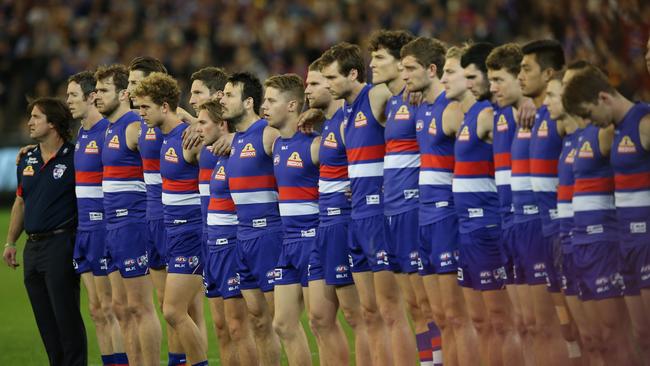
{"left": 0, "top": 209, "right": 356, "bottom": 365}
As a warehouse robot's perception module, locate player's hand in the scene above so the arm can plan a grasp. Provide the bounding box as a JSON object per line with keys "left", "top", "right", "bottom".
{"left": 3, "top": 246, "right": 19, "bottom": 269}
{"left": 177, "top": 107, "right": 196, "bottom": 124}
{"left": 182, "top": 123, "right": 203, "bottom": 149}
{"left": 298, "top": 108, "right": 325, "bottom": 134}
{"left": 404, "top": 91, "right": 423, "bottom": 106}
{"left": 211, "top": 133, "right": 234, "bottom": 156}
{"left": 15, "top": 144, "right": 36, "bottom": 165}
{"left": 518, "top": 98, "right": 536, "bottom": 129}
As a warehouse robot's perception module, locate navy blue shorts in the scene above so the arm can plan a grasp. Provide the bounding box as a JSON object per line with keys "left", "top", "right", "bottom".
{"left": 236, "top": 230, "right": 283, "bottom": 292}
{"left": 348, "top": 214, "right": 394, "bottom": 273}
{"left": 146, "top": 218, "right": 167, "bottom": 270}
{"left": 502, "top": 225, "right": 525, "bottom": 285}
{"left": 512, "top": 220, "right": 558, "bottom": 290}
{"left": 385, "top": 209, "right": 420, "bottom": 274}
{"left": 74, "top": 229, "right": 116, "bottom": 276}
{"left": 418, "top": 215, "right": 460, "bottom": 276}
{"left": 275, "top": 238, "right": 314, "bottom": 287}
{"left": 105, "top": 223, "right": 150, "bottom": 278}
{"left": 573, "top": 241, "right": 625, "bottom": 301}
{"left": 457, "top": 226, "right": 507, "bottom": 291}
{"left": 204, "top": 243, "right": 241, "bottom": 299}
{"left": 621, "top": 242, "right": 650, "bottom": 296}
{"left": 308, "top": 223, "right": 354, "bottom": 286}
{"left": 166, "top": 224, "right": 204, "bottom": 275}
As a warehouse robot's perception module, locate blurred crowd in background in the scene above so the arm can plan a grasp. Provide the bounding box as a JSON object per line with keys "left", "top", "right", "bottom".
{"left": 0, "top": 0, "right": 649, "bottom": 144}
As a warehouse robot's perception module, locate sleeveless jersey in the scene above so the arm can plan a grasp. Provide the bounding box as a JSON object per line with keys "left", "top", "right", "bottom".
{"left": 102, "top": 111, "right": 147, "bottom": 229}
{"left": 138, "top": 123, "right": 164, "bottom": 221}
{"left": 74, "top": 118, "right": 109, "bottom": 231}
{"left": 199, "top": 146, "right": 219, "bottom": 231}
{"left": 227, "top": 119, "right": 282, "bottom": 239}
{"left": 318, "top": 108, "right": 351, "bottom": 226}
{"left": 610, "top": 102, "right": 650, "bottom": 245}
{"left": 493, "top": 106, "right": 517, "bottom": 228}
{"left": 452, "top": 100, "right": 500, "bottom": 233}
{"left": 511, "top": 123, "right": 540, "bottom": 223}
{"left": 557, "top": 130, "right": 580, "bottom": 239}
{"left": 384, "top": 89, "right": 419, "bottom": 216}
{"left": 415, "top": 91, "right": 456, "bottom": 225}
{"left": 529, "top": 106, "right": 562, "bottom": 236}
{"left": 207, "top": 155, "right": 238, "bottom": 246}
{"left": 273, "top": 132, "right": 320, "bottom": 241}
{"left": 160, "top": 123, "right": 202, "bottom": 234}
{"left": 572, "top": 125, "right": 618, "bottom": 244}
{"left": 344, "top": 84, "right": 386, "bottom": 219}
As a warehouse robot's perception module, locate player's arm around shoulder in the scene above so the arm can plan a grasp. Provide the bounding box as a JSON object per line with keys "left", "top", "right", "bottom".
{"left": 599, "top": 124, "right": 615, "bottom": 156}
{"left": 125, "top": 121, "right": 142, "bottom": 151}
{"left": 639, "top": 114, "right": 650, "bottom": 151}
{"left": 442, "top": 101, "right": 464, "bottom": 137}
{"left": 183, "top": 142, "right": 202, "bottom": 165}
{"left": 477, "top": 107, "right": 495, "bottom": 143}
{"left": 311, "top": 135, "right": 322, "bottom": 166}
{"left": 369, "top": 83, "right": 392, "bottom": 125}
{"left": 263, "top": 126, "right": 281, "bottom": 157}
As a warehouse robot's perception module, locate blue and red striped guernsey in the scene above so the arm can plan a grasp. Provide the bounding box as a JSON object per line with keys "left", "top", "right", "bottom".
{"left": 227, "top": 119, "right": 282, "bottom": 239}
{"left": 273, "top": 132, "right": 320, "bottom": 241}
{"left": 572, "top": 125, "right": 618, "bottom": 244}
{"left": 102, "top": 111, "right": 147, "bottom": 229}
{"left": 511, "top": 123, "right": 540, "bottom": 222}
{"left": 75, "top": 118, "right": 109, "bottom": 231}
{"left": 207, "top": 155, "right": 238, "bottom": 246}
{"left": 610, "top": 102, "right": 650, "bottom": 245}
{"left": 199, "top": 146, "right": 219, "bottom": 231}
{"left": 415, "top": 91, "right": 456, "bottom": 225}
{"left": 344, "top": 84, "right": 386, "bottom": 219}
{"left": 557, "top": 130, "right": 580, "bottom": 240}
{"left": 529, "top": 106, "right": 562, "bottom": 236}
{"left": 160, "top": 123, "right": 202, "bottom": 234}
{"left": 452, "top": 100, "right": 500, "bottom": 233}
{"left": 318, "top": 108, "right": 351, "bottom": 226}
{"left": 384, "top": 90, "right": 419, "bottom": 216}
{"left": 493, "top": 106, "right": 517, "bottom": 228}
{"left": 138, "top": 123, "right": 164, "bottom": 221}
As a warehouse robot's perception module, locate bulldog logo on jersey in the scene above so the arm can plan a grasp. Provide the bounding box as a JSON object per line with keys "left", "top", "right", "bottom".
{"left": 537, "top": 120, "right": 549, "bottom": 137}
{"left": 415, "top": 120, "right": 424, "bottom": 132}
{"left": 164, "top": 147, "right": 179, "bottom": 163}
{"left": 517, "top": 127, "right": 532, "bottom": 139}
{"left": 617, "top": 136, "right": 636, "bottom": 154}
{"left": 578, "top": 141, "right": 594, "bottom": 158}
{"left": 84, "top": 140, "right": 99, "bottom": 154}
{"left": 565, "top": 148, "right": 576, "bottom": 164}
{"left": 394, "top": 105, "right": 410, "bottom": 120}
{"left": 497, "top": 114, "right": 509, "bottom": 132}
{"left": 287, "top": 152, "right": 304, "bottom": 168}
{"left": 354, "top": 111, "right": 367, "bottom": 127}
{"left": 145, "top": 127, "right": 157, "bottom": 141}
{"left": 324, "top": 132, "right": 338, "bottom": 148}
{"left": 108, "top": 135, "right": 120, "bottom": 149}
{"left": 428, "top": 118, "right": 437, "bottom": 135}
{"left": 23, "top": 165, "right": 35, "bottom": 176}
{"left": 53, "top": 164, "right": 67, "bottom": 179}
{"left": 240, "top": 143, "right": 256, "bottom": 158}
{"left": 458, "top": 125, "right": 470, "bottom": 141}
{"left": 215, "top": 165, "right": 226, "bottom": 180}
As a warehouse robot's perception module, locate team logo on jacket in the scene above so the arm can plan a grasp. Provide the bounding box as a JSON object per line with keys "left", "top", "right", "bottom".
{"left": 23, "top": 165, "right": 34, "bottom": 176}
{"left": 458, "top": 125, "right": 470, "bottom": 141}
{"left": 108, "top": 135, "right": 120, "bottom": 149}
{"left": 578, "top": 141, "right": 594, "bottom": 158}
{"left": 324, "top": 132, "right": 338, "bottom": 148}
{"left": 84, "top": 140, "right": 99, "bottom": 154}
{"left": 165, "top": 147, "right": 179, "bottom": 163}
{"left": 428, "top": 118, "right": 437, "bottom": 135}
{"left": 145, "top": 127, "right": 157, "bottom": 141}
{"left": 215, "top": 165, "right": 226, "bottom": 180}
{"left": 354, "top": 112, "right": 368, "bottom": 127}
{"left": 517, "top": 127, "right": 532, "bottom": 139}
{"left": 565, "top": 148, "right": 576, "bottom": 164}
{"left": 617, "top": 136, "right": 636, "bottom": 154}
{"left": 287, "top": 152, "right": 304, "bottom": 168}
{"left": 394, "top": 105, "right": 410, "bottom": 120}
{"left": 497, "top": 114, "right": 509, "bottom": 132}
{"left": 53, "top": 164, "right": 67, "bottom": 179}
{"left": 537, "top": 120, "right": 549, "bottom": 137}
{"left": 240, "top": 143, "right": 256, "bottom": 158}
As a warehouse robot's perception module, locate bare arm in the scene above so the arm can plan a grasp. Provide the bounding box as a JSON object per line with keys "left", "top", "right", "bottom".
{"left": 3, "top": 196, "right": 24, "bottom": 269}
{"left": 599, "top": 124, "right": 615, "bottom": 157}
{"left": 262, "top": 126, "right": 281, "bottom": 157}
{"left": 311, "top": 136, "right": 321, "bottom": 165}
{"left": 441, "top": 101, "right": 464, "bottom": 137}
{"left": 639, "top": 115, "right": 650, "bottom": 151}
{"left": 476, "top": 107, "right": 495, "bottom": 143}
{"left": 125, "top": 121, "right": 142, "bottom": 151}
{"left": 368, "top": 83, "right": 392, "bottom": 126}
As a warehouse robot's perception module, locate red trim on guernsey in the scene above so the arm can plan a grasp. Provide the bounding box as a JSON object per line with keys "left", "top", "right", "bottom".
{"left": 454, "top": 161, "right": 495, "bottom": 176}
{"left": 229, "top": 175, "right": 277, "bottom": 190}
{"left": 494, "top": 152, "right": 511, "bottom": 169}
{"left": 16, "top": 184, "right": 23, "bottom": 197}
{"left": 615, "top": 172, "right": 650, "bottom": 190}
{"left": 162, "top": 178, "right": 199, "bottom": 192}
{"left": 75, "top": 171, "right": 103, "bottom": 184}
{"left": 142, "top": 158, "right": 160, "bottom": 171}
{"left": 574, "top": 177, "right": 615, "bottom": 193}
{"left": 319, "top": 165, "right": 348, "bottom": 179}
{"left": 529, "top": 159, "right": 558, "bottom": 175}
{"left": 347, "top": 144, "right": 386, "bottom": 162}
{"left": 103, "top": 165, "right": 143, "bottom": 179}
{"left": 420, "top": 155, "right": 454, "bottom": 170}
{"left": 511, "top": 160, "right": 531, "bottom": 174}
{"left": 199, "top": 168, "right": 212, "bottom": 182}
{"left": 278, "top": 186, "right": 319, "bottom": 201}
{"left": 385, "top": 139, "right": 419, "bottom": 153}
{"left": 557, "top": 185, "right": 573, "bottom": 201}
{"left": 208, "top": 197, "right": 236, "bottom": 211}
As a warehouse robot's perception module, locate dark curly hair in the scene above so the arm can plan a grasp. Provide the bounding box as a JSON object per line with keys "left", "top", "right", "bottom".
{"left": 28, "top": 97, "right": 74, "bottom": 142}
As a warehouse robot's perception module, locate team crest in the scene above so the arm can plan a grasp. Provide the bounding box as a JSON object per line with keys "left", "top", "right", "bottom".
{"left": 53, "top": 164, "right": 67, "bottom": 179}
{"left": 287, "top": 152, "right": 304, "bottom": 168}
{"left": 240, "top": 143, "right": 256, "bottom": 158}
{"left": 273, "top": 154, "right": 280, "bottom": 166}
{"left": 145, "top": 127, "right": 157, "bottom": 141}
{"left": 578, "top": 141, "right": 594, "bottom": 158}
{"left": 565, "top": 148, "right": 576, "bottom": 164}
{"left": 23, "top": 165, "right": 34, "bottom": 176}
{"left": 617, "top": 136, "right": 636, "bottom": 154}
{"left": 428, "top": 118, "right": 437, "bottom": 135}
{"left": 497, "top": 114, "right": 509, "bottom": 132}
{"left": 517, "top": 127, "right": 532, "bottom": 139}
{"left": 215, "top": 165, "right": 226, "bottom": 180}
{"left": 324, "top": 132, "right": 338, "bottom": 148}
{"left": 108, "top": 135, "right": 120, "bottom": 149}
{"left": 354, "top": 111, "right": 368, "bottom": 127}
{"left": 458, "top": 125, "right": 470, "bottom": 141}
{"left": 165, "top": 147, "right": 179, "bottom": 163}
{"left": 75, "top": 142, "right": 80, "bottom": 151}
{"left": 394, "top": 105, "right": 410, "bottom": 120}
{"left": 416, "top": 120, "right": 424, "bottom": 132}
{"left": 84, "top": 140, "right": 99, "bottom": 154}
{"left": 537, "top": 120, "right": 549, "bottom": 137}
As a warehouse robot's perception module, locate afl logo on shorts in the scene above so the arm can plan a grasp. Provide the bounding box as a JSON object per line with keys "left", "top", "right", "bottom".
{"left": 137, "top": 255, "right": 148, "bottom": 268}
{"left": 240, "top": 143, "right": 256, "bottom": 158}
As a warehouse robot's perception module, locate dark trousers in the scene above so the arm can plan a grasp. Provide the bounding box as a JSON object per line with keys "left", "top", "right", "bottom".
{"left": 23, "top": 231, "right": 87, "bottom": 366}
